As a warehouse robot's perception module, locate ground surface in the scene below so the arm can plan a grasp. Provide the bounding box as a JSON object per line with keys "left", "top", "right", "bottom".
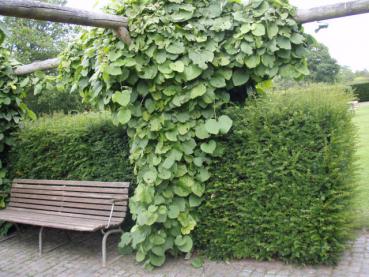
{"left": 0, "top": 227, "right": 368, "bottom": 277}
{"left": 353, "top": 103, "right": 369, "bottom": 228}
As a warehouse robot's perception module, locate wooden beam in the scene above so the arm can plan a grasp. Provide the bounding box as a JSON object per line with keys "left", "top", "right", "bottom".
{"left": 14, "top": 58, "right": 60, "bottom": 75}
{"left": 296, "top": 0, "right": 369, "bottom": 23}
{"left": 11, "top": 0, "right": 369, "bottom": 75}
{"left": 0, "top": 0, "right": 128, "bottom": 28}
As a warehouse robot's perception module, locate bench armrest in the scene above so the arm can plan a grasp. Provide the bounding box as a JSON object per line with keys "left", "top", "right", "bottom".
{"left": 106, "top": 198, "right": 126, "bottom": 229}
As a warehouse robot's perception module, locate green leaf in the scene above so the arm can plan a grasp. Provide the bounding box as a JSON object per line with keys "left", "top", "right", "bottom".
{"left": 183, "top": 64, "right": 202, "bottom": 81}
{"left": 232, "top": 69, "right": 250, "bottom": 86}
{"left": 165, "top": 130, "right": 178, "bottom": 142}
{"left": 205, "top": 119, "right": 219, "bottom": 135}
{"left": 112, "top": 90, "right": 131, "bottom": 106}
{"left": 168, "top": 204, "right": 180, "bottom": 219}
{"left": 143, "top": 169, "right": 157, "bottom": 184}
{"left": 190, "top": 83, "right": 207, "bottom": 99}
{"left": 291, "top": 33, "right": 305, "bottom": 44}
{"left": 218, "top": 115, "right": 233, "bottom": 134}
{"left": 150, "top": 253, "right": 166, "bottom": 267}
{"left": 210, "top": 74, "right": 226, "bottom": 88}
{"left": 189, "top": 49, "right": 214, "bottom": 69}
{"left": 191, "top": 257, "right": 204, "bottom": 268}
{"left": 175, "top": 235, "right": 193, "bottom": 252}
{"left": 277, "top": 37, "right": 292, "bottom": 50}
{"left": 195, "top": 124, "right": 210, "bottom": 140}
{"left": 117, "top": 108, "right": 131, "bottom": 124}
{"left": 169, "top": 61, "right": 185, "bottom": 72}
{"left": 106, "top": 65, "right": 122, "bottom": 76}
{"left": 252, "top": 23, "right": 266, "bottom": 36}
{"left": 245, "top": 55, "right": 260, "bottom": 68}
{"left": 267, "top": 23, "right": 279, "bottom": 39}
{"left": 189, "top": 195, "right": 202, "bottom": 207}
{"left": 200, "top": 140, "right": 216, "bottom": 154}
{"left": 166, "top": 42, "right": 185, "bottom": 54}
{"left": 197, "top": 168, "right": 210, "bottom": 182}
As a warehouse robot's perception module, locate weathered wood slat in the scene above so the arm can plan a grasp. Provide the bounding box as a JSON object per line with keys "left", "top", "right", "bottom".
{"left": 0, "top": 212, "right": 105, "bottom": 231}
{"left": 0, "top": 210, "right": 106, "bottom": 226}
{"left": 13, "top": 183, "right": 128, "bottom": 193}
{"left": 10, "top": 192, "right": 128, "bottom": 204}
{"left": 3, "top": 179, "right": 128, "bottom": 233}
{"left": 11, "top": 188, "right": 128, "bottom": 198}
{"left": 10, "top": 197, "right": 126, "bottom": 211}
{"left": 7, "top": 207, "right": 124, "bottom": 223}
{"left": 8, "top": 202, "right": 126, "bottom": 217}
{"left": 14, "top": 179, "right": 129, "bottom": 188}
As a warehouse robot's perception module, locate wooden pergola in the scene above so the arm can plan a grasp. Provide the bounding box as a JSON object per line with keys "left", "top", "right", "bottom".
{"left": 1, "top": 0, "right": 369, "bottom": 75}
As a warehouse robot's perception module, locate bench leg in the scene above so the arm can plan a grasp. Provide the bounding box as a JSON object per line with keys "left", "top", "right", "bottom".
{"left": 39, "top": 227, "right": 44, "bottom": 256}
{"left": 102, "top": 228, "right": 123, "bottom": 267}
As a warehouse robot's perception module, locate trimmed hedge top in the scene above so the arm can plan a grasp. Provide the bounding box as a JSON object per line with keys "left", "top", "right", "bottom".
{"left": 194, "top": 85, "right": 357, "bottom": 265}
{"left": 8, "top": 113, "right": 134, "bottom": 183}
{"left": 351, "top": 81, "right": 369, "bottom": 102}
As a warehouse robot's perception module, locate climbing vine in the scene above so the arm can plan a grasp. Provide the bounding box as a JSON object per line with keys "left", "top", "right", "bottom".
{"left": 0, "top": 0, "right": 311, "bottom": 268}
{"left": 0, "top": 30, "right": 35, "bottom": 236}
{"left": 49, "top": 0, "right": 312, "bottom": 269}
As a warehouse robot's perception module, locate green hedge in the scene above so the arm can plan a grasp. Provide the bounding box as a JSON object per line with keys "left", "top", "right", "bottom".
{"left": 8, "top": 113, "right": 133, "bottom": 183}
{"left": 351, "top": 82, "right": 369, "bottom": 102}
{"left": 194, "top": 85, "right": 356, "bottom": 265}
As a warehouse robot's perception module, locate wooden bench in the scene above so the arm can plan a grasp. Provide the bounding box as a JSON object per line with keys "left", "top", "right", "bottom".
{"left": 0, "top": 179, "right": 129, "bottom": 266}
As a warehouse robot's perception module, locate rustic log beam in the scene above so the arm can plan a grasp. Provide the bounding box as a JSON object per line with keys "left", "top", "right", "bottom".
{"left": 295, "top": 0, "right": 369, "bottom": 23}
{"left": 0, "top": 0, "right": 128, "bottom": 28}
{"left": 14, "top": 58, "right": 60, "bottom": 75}
{"left": 11, "top": 0, "right": 369, "bottom": 75}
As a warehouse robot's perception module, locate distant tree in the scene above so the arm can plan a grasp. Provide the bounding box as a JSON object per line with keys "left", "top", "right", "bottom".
{"left": 0, "top": 0, "right": 85, "bottom": 115}
{"left": 306, "top": 42, "right": 340, "bottom": 83}
{"left": 0, "top": 0, "right": 79, "bottom": 64}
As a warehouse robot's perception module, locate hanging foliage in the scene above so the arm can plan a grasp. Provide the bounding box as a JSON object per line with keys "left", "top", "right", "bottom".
{"left": 0, "top": 29, "right": 35, "bottom": 236}
{"left": 48, "top": 0, "right": 312, "bottom": 269}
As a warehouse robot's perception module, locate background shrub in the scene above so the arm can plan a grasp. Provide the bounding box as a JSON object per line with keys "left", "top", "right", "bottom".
{"left": 7, "top": 113, "right": 133, "bottom": 183}
{"left": 351, "top": 81, "right": 369, "bottom": 102}
{"left": 194, "top": 85, "right": 356, "bottom": 265}
{"left": 24, "top": 90, "right": 88, "bottom": 115}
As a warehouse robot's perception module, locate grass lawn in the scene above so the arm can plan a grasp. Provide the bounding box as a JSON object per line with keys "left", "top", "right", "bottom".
{"left": 353, "top": 104, "right": 369, "bottom": 229}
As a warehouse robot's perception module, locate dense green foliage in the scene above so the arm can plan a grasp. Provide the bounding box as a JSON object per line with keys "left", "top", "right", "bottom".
{"left": 351, "top": 82, "right": 369, "bottom": 102}
{"left": 48, "top": 0, "right": 310, "bottom": 268}
{"left": 194, "top": 85, "right": 356, "bottom": 265}
{"left": 0, "top": 32, "right": 35, "bottom": 237}
{"left": 306, "top": 42, "right": 339, "bottom": 83}
{"left": 25, "top": 89, "right": 87, "bottom": 115}
{"left": 8, "top": 113, "right": 133, "bottom": 183}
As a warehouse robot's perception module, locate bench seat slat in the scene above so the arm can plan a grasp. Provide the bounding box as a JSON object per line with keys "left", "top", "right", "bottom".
{"left": 0, "top": 209, "right": 121, "bottom": 231}
{"left": 8, "top": 202, "right": 126, "bottom": 218}
{"left": 10, "top": 197, "right": 126, "bottom": 211}
{"left": 12, "top": 183, "right": 127, "bottom": 194}
{"left": 14, "top": 179, "right": 129, "bottom": 188}
{"left": 10, "top": 193, "right": 128, "bottom": 204}
{"left": 11, "top": 188, "right": 127, "bottom": 199}
{"left": 7, "top": 207, "right": 125, "bottom": 222}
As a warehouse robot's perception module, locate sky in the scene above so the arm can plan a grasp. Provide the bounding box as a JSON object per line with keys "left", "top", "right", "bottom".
{"left": 67, "top": 0, "right": 369, "bottom": 71}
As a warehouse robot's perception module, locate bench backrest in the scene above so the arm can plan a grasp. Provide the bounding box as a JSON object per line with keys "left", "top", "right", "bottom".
{"left": 8, "top": 179, "right": 129, "bottom": 224}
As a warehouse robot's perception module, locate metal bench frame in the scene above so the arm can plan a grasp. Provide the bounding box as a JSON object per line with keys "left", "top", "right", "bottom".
{"left": 0, "top": 179, "right": 129, "bottom": 267}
